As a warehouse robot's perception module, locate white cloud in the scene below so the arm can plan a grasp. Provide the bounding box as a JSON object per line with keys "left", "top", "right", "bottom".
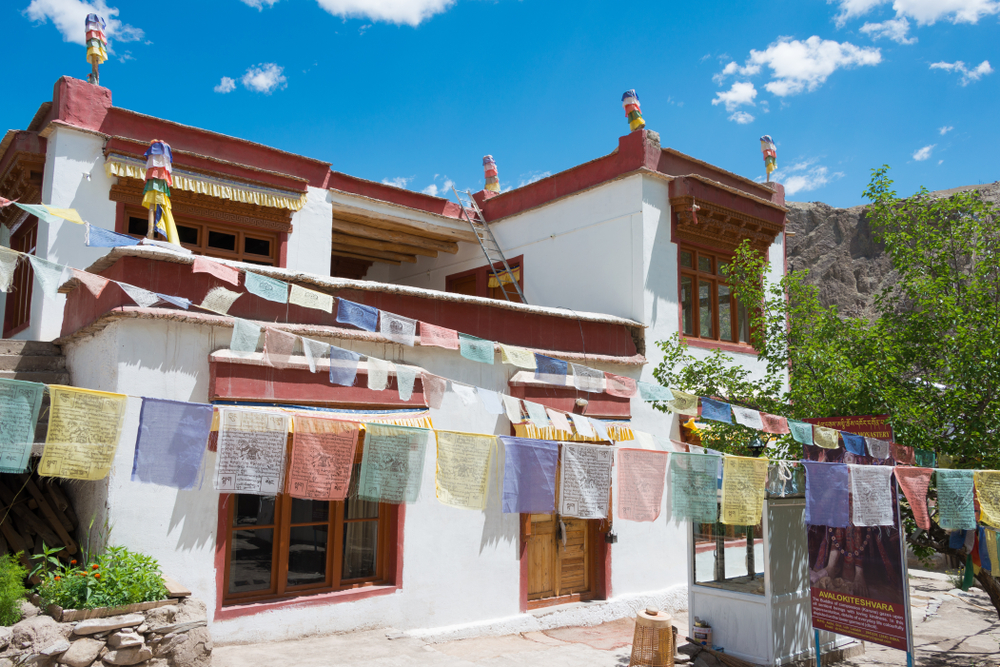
{"left": 314, "top": 0, "right": 455, "bottom": 26}
{"left": 715, "top": 36, "right": 881, "bottom": 97}
{"left": 831, "top": 0, "right": 1000, "bottom": 26}
{"left": 939, "top": 125, "right": 954, "bottom": 134}
{"left": 214, "top": 76, "right": 237, "bottom": 94}
{"left": 25, "top": 0, "right": 144, "bottom": 45}
{"left": 712, "top": 82, "right": 758, "bottom": 112}
{"left": 382, "top": 176, "right": 413, "bottom": 188}
{"left": 729, "top": 111, "right": 756, "bottom": 124}
{"left": 516, "top": 171, "right": 552, "bottom": 188}
{"left": 929, "top": 59, "right": 993, "bottom": 85}
{"left": 938, "top": 159, "right": 944, "bottom": 164}
{"left": 117, "top": 50, "right": 133, "bottom": 63}
{"left": 241, "top": 63, "right": 287, "bottom": 94}
{"left": 771, "top": 159, "right": 844, "bottom": 195}
{"left": 240, "top": 0, "right": 280, "bottom": 9}
{"left": 860, "top": 17, "right": 917, "bottom": 43}
{"left": 912, "top": 144, "right": 936, "bottom": 160}
{"left": 421, "top": 177, "right": 454, "bottom": 197}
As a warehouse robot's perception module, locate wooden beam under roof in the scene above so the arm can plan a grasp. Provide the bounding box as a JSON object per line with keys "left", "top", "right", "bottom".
{"left": 330, "top": 202, "right": 478, "bottom": 244}
{"left": 329, "top": 231, "right": 438, "bottom": 258}
{"left": 331, "top": 218, "right": 459, "bottom": 254}
{"left": 332, "top": 250, "right": 402, "bottom": 265}
{"left": 333, "top": 242, "right": 417, "bottom": 263}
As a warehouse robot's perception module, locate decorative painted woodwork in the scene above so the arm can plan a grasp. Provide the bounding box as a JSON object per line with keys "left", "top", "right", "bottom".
{"left": 671, "top": 194, "right": 783, "bottom": 253}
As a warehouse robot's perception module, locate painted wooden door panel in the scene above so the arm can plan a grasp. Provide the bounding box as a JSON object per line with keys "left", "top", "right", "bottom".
{"left": 526, "top": 513, "right": 591, "bottom": 602}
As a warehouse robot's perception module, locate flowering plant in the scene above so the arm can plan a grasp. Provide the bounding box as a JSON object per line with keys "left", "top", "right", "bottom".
{"left": 30, "top": 545, "right": 167, "bottom": 610}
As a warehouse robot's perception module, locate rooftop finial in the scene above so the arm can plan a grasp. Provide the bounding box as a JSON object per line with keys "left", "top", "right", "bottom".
{"left": 143, "top": 140, "right": 180, "bottom": 244}
{"left": 622, "top": 90, "right": 645, "bottom": 132}
{"left": 85, "top": 14, "right": 107, "bottom": 85}
{"left": 483, "top": 155, "right": 500, "bottom": 193}
{"left": 760, "top": 135, "right": 777, "bottom": 183}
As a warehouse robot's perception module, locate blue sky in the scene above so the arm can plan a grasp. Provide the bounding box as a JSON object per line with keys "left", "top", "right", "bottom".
{"left": 8, "top": 0, "right": 998, "bottom": 207}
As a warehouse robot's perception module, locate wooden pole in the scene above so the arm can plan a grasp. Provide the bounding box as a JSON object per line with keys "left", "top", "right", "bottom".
{"left": 91, "top": 61, "right": 99, "bottom": 85}
{"left": 146, "top": 206, "right": 155, "bottom": 239}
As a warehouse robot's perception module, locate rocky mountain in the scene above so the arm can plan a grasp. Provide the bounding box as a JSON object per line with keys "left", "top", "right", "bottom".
{"left": 785, "top": 182, "right": 1000, "bottom": 317}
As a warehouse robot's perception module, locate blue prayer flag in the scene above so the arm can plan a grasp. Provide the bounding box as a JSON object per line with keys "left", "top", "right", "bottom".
{"left": 156, "top": 293, "right": 191, "bottom": 310}
{"left": 336, "top": 298, "right": 378, "bottom": 332}
{"left": 329, "top": 346, "right": 361, "bottom": 386}
{"left": 131, "top": 398, "right": 213, "bottom": 490}
{"left": 534, "top": 354, "right": 568, "bottom": 378}
{"left": 85, "top": 224, "right": 140, "bottom": 248}
{"left": 803, "top": 461, "right": 850, "bottom": 527}
{"left": 980, "top": 527, "right": 993, "bottom": 573}
{"left": 500, "top": 436, "right": 559, "bottom": 514}
{"left": 842, "top": 432, "right": 866, "bottom": 456}
{"left": 700, "top": 397, "right": 733, "bottom": 424}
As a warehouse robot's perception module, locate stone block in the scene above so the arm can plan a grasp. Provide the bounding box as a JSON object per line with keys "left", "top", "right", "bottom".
{"left": 152, "top": 634, "right": 187, "bottom": 657}
{"left": 161, "top": 627, "right": 211, "bottom": 667}
{"left": 142, "top": 607, "right": 176, "bottom": 629}
{"left": 13, "top": 616, "right": 67, "bottom": 651}
{"left": 171, "top": 600, "right": 205, "bottom": 627}
{"left": 108, "top": 632, "right": 142, "bottom": 649}
{"left": 73, "top": 615, "right": 144, "bottom": 636}
{"left": 19, "top": 600, "right": 40, "bottom": 619}
{"left": 57, "top": 638, "right": 104, "bottom": 667}
{"left": 102, "top": 644, "right": 153, "bottom": 666}
{"left": 0, "top": 626, "right": 11, "bottom": 649}
{"left": 40, "top": 640, "right": 71, "bottom": 656}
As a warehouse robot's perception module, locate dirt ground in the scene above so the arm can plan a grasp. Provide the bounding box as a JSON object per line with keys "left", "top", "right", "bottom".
{"left": 214, "top": 572, "right": 1000, "bottom": 667}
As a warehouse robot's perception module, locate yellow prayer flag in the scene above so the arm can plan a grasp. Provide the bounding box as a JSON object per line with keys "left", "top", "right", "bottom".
{"left": 667, "top": 390, "right": 700, "bottom": 416}
{"left": 720, "top": 456, "right": 768, "bottom": 526}
{"left": 499, "top": 344, "right": 536, "bottom": 370}
{"left": 42, "top": 206, "right": 85, "bottom": 225}
{"left": 435, "top": 430, "right": 496, "bottom": 510}
{"left": 813, "top": 426, "right": 840, "bottom": 449}
{"left": 974, "top": 471, "right": 1000, "bottom": 529}
{"left": 39, "top": 385, "right": 128, "bottom": 481}
{"left": 289, "top": 284, "right": 334, "bottom": 313}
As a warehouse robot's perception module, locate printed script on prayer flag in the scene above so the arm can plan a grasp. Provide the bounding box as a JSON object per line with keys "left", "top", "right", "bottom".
{"left": 937, "top": 469, "right": 976, "bottom": 530}
{"left": 357, "top": 424, "right": 429, "bottom": 504}
{"left": 617, "top": 448, "right": 668, "bottom": 522}
{"left": 213, "top": 408, "right": 289, "bottom": 495}
{"left": 288, "top": 416, "right": 359, "bottom": 501}
{"left": 849, "top": 464, "right": 894, "bottom": 527}
{"left": 0, "top": 378, "right": 45, "bottom": 474}
{"left": 559, "top": 443, "right": 614, "bottom": 519}
{"left": 39, "top": 386, "right": 128, "bottom": 481}
{"left": 974, "top": 471, "right": 1000, "bottom": 529}
{"left": 669, "top": 453, "right": 720, "bottom": 523}
{"left": 720, "top": 456, "right": 768, "bottom": 525}
{"left": 434, "top": 431, "right": 495, "bottom": 510}
{"left": 894, "top": 467, "right": 934, "bottom": 530}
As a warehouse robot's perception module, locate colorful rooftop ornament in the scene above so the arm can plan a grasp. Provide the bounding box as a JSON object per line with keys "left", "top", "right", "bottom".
{"left": 142, "top": 140, "right": 180, "bottom": 244}
{"left": 622, "top": 89, "right": 645, "bottom": 132}
{"left": 85, "top": 14, "right": 108, "bottom": 84}
{"left": 483, "top": 155, "right": 500, "bottom": 193}
{"left": 760, "top": 135, "right": 777, "bottom": 182}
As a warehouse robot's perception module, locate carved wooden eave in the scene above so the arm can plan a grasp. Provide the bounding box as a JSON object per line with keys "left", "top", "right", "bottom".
{"left": 109, "top": 176, "right": 294, "bottom": 234}
{"left": 0, "top": 151, "right": 46, "bottom": 229}
{"left": 670, "top": 194, "right": 784, "bottom": 253}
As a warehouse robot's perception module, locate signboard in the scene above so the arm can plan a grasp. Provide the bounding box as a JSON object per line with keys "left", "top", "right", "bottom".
{"left": 802, "top": 415, "right": 911, "bottom": 653}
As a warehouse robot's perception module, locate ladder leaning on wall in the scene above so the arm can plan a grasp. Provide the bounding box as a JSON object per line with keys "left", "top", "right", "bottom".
{"left": 452, "top": 187, "right": 527, "bottom": 304}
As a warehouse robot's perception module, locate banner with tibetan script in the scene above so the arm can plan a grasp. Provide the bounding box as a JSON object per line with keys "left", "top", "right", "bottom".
{"left": 288, "top": 416, "right": 360, "bottom": 501}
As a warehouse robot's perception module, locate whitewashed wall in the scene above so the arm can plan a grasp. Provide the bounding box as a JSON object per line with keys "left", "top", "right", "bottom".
{"left": 61, "top": 315, "right": 682, "bottom": 644}
{"left": 285, "top": 187, "right": 334, "bottom": 276}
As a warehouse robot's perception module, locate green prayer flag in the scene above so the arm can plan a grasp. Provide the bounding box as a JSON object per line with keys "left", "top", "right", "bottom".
{"left": 459, "top": 333, "right": 494, "bottom": 364}
{"left": 787, "top": 420, "right": 813, "bottom": 445}
{"left": 357, "top": 423, "right": 429, "bottom": 503}
{"left": 669, "top": 452, "right": 720, "bottom": 523}
{"left": 0, "top": 378, "right": 45, "bottom": 473}
{"left": 230, "top": 319, "right": 261, "bottom": 355}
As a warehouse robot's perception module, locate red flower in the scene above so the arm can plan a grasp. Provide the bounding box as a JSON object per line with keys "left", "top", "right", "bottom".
{"left": 94, "top": 573, "right": 101, "bottom": 579}
{"left": 70, "top": 560, "right": 77, "bottom": 565}
{"left": 54, "top": 576, "right": 61, "bottom": 581}
{"left": 91, "top": 564, "right": 99, "bottom": 570}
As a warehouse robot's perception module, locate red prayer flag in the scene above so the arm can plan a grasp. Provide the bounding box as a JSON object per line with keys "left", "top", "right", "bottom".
{"left": 891, "top": 443, "right": 915, "bottom": 466}
{"left": 289, "top": 416, "right": 360, "bottom": 501}
{"left": 192, "top": 256, "right": 240, "bottom": 286}
{"left": 604, "top": 372, "right": 637, "bottom": 398}
{"left": 419, "top": 321, "right": 459, "bottom": 350}
{"left": 894, "top": 467, "right": 933, "bottom": 530}
{"left": 617, "top": 448, "right": 668, "bottom": 522}
{"left": 760, "top": 413, "right": 790, "bottom": 434}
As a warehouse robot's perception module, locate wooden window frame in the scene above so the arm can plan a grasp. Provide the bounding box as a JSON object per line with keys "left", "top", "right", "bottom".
{"left": 3, "top": 217, "right": 38, "bottom": 337}
{"left": 678, "top": 245, "right": 754, "bottom": 353}
{"left": 445, "top": 255, "right": 524, "bottom": 301}
{"left": 121, "top": 206, "right": 279, "bottom": 266}
{"left": 218, "top": 429, "right": 401, "bottom": 613}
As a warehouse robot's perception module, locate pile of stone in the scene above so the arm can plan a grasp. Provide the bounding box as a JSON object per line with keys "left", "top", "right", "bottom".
{"left": 0, "top": 597, "right": 211, "bottom": 667}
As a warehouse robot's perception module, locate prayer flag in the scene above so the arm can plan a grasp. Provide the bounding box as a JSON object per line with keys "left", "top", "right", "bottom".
{"left": 198, "top": 286, "right": 241, "bottom": 314}
{"left": 0, "top": 248, "right": 19, "bottom": 292}
{"left": 760, "top": 413, "right": 790, "bottom": 434}
{"left": 590, "top": 418, "right": 610, "bottom": 441}
{"left": 569, "top": 412, "right": 595, "bottom": 438}
{"left": 669, "top": 453, "right": 720, "bottom": 523}
{"left": 0, "top": 378, "right": 45, "bottom": 474}
{"left": 700, "top": 398, "right": 733, "bottom": 424}
{"left": 788, "top": 420, "right": 814, "bottom": 445}
{"left": 979, "top": 527, "right": 993, "bottom": 574}
{"left": 358, "top": 423, "right": 429, "bottom": 503}
{"left": 156, "top": 294, "right": 191, "bottom": 310}
{"left": 289, "top": 284, "right": 334, "bottom": 313}
{"left": 230, "top": 319, "right": 261, "bottom": 355}
{"left": 666, "top": 390, "right": 699, "bottom": 416}
{"left": 435, "top": 431, "right": 495, "bottom": 510}
{"left": 192, "top": 256, "right": 240, "bottom": 286}
{"left": 39, "top": 386, "right": 128, "bottom": 481}
{"left": 451, "top": 383, "right": 478, "bottom": 406}
{"left": 914, "top": 449, "right": 936, "bottom": 468}
{"left": 524, "top": 401, "right": 551, "bottom": 428}
{"left": 617, "top": 448, "right": 668, "bottom": 522}
{"left": 866, "top": 437, "right": 891, "bottom": 459}
{"left": 974, "top": 471, "right": 1000, "bottom": 529}
{"left": 501, "top": 394, "right": 524, "bottom": 423}
{"left": 85, "top": 224, "right": 140, "bottom": 248}
{"left": 263, "top": 326, "right": 297, "bottom": 367}
{"left": 559, "top": 443, "right": 614, "bottom": 519}
{"left": 244, "top": 272, "right": 288, "bottom": 304}
{"left": 547, "top": 408, "right": 572, "bottom": 433}
{"left": 288, "top": 416, "right": 359, "bottom": 501}
{"left": 849, "top": 465, "right": 894, "bottom": 527}
{"left": 213, "top": 408, "right": 289, "bottom": 495}
{"left": 534, "top": 354, "right": 567, "bottom": 379}
{"left": 721, "top": 456, "right": 768, "bottom": 525}
{"left": 571, "top": 364, "right": 604, "bottom": 393}
{"left": 131, "top": 398, "right": 213, "bottom": 490}
{"left": 842, "top": 432, "right": 866, "bottom": 456}
{"left": 419, "top": 321, "right": 459, "bottom": 350}
{"left": 802, "top": 461, "right": 849, "bottom": 527}
{"left": 476, "top": 387, "right": 503, "bottom": 415}
{"left": 499, "top": 344, "right": 536, "bottom": 370}
{"left": 396, "top": 365, "right": 417, "bottom": 401}
{"left": 15, "top": 203, "right": 62, "bottom": 225}
{"left": 329, "top": 346, "right": 361, "bottom": 386}
{"left": 27, "top": 256, "right": 68, "bottom": 298}
{"left": 367, "top": 357, "right": 392, "bottom": 391}
{"left": 301, "top": 337, "right": 328, "bottom": 373}
{"left": 891, "top": 444, "right": 915, "bottom": 465}
{"left": 604, "top": 372, "right": 637, "bottom": 398}
{"left": 895, "top": 467, "right": 934, "bottom": 530}
{"left": 119, "top": 282, "right": 160, "bottom": 308}
{"left": 500, "top": 436, "right": 559, "bottom": 514}
{"left": 936, "top": 469, "right": 976, "bottom": 530}
{"left": 732, "top": 406, "right": 764, "bottom": 431}
{"left": 638, "top": 381, "right": 674, "bottom": 402}
{"left": 336, "top": 298, "right": 378, "bottom": 332}
{"left": 379, "top": 311, "right": 417, "bottom": 346}
{"left": 459, "top": 334, "right": 494, "bottom": 364}
{"left": 813, "top": 426, "right": 840, "bottom": 449}
{"left": 421, "top": 372, "right": 447, "bottom": 409}
{"left": 42, "top": 206, "right": 85, "bottom": 225}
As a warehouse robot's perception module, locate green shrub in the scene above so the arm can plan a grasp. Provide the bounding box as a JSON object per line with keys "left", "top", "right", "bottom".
{"left": 0, "top": 553, "right": 28, "bottom": 626}
{"left": 31, "top": 544, "right": 168, "bottom": 611}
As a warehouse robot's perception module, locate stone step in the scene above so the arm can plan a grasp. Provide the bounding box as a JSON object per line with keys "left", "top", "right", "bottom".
{"left": 0, "top": 355, "right": 67, "bottom": 372}
{"left": 0, "top": 370, "right": 70, "bottom": 384}
{"left": 0, "top": 340, "right": 63, "bottom": 356}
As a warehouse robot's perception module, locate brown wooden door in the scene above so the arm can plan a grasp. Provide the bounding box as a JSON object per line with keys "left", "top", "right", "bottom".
{"left": 526, "top": 513, "right": 593, "bottom": 607}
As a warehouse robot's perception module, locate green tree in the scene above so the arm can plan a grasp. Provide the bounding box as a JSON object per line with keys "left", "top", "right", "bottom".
{"left": 653, "top": 167, "right": 1000, "bottom": 615}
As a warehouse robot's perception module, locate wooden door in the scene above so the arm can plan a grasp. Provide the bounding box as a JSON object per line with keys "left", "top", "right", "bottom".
{"left": 526, "top": 513, "right": 593, "bottom": 607}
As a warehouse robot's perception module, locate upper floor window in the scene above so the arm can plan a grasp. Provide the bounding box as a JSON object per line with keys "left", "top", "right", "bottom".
{"left": 679, "top": 247, "right": 750, "bottom": 345}
{"left": 125, "top": 210, "right": 277, "bottom": 266}
{"left": 3, "top": 218, "right": 37, "bottom": 337}
{"left": 446, "top": 257, "right": 523, "bottom": 303}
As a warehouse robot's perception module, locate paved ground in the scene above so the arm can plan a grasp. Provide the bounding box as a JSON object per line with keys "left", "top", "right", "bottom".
{"left": 214, "top": 573, "right": 1000, "bottom": 667}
